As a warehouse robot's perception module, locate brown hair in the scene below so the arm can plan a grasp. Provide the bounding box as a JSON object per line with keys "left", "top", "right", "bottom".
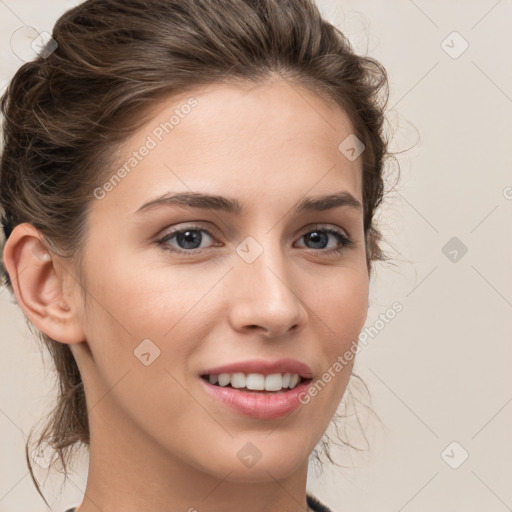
{"left": 0, "top": 0, "right": 393, "bottom": 506}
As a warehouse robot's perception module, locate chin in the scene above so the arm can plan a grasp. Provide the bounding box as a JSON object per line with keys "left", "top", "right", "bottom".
{"left": 199, "top": 438, "right": 311, "bottom": 482}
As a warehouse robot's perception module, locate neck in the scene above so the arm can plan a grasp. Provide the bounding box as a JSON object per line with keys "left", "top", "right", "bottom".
{"left": 75, "top": 405, "right": 312, "bottom": 512}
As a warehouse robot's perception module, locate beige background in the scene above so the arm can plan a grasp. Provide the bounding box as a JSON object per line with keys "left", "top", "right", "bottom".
{"left": 1, "top": 1, "right": 511, "bottom": 511}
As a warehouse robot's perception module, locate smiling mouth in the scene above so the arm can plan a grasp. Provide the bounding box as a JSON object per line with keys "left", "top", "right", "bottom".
{"left": 199, "top": 373, "right": 311, "bottom": 393}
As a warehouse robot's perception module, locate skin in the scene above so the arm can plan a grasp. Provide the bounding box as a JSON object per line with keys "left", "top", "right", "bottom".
{"left": 4, "top": 77, "right": 369, "bottom": 512}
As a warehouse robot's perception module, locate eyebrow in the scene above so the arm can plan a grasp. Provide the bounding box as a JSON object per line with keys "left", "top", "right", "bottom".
{"left": 135, "top": 190, "right": 363, "bottom": 215}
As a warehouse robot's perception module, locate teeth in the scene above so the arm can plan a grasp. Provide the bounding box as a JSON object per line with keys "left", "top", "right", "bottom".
{"left": 264, "top": 373, "right": 284, "bottom": 391}
{"left": 205, "top": 372, "right": 303, "bottom": 391}
{"left": 218, "top": 374, "right": 231, "bottom": 387}
{"left": 246, "top": 373, "right": 265, "bottom": 390}
{"left": 231, "top": 372, "right": 246, "bottom": 389}
{"left": 289, "top": 374, "right": 300, "bottom": 388}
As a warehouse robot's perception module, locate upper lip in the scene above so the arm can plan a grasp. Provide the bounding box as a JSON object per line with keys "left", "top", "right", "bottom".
{"left": 200, "top": 358, "right": 313, "bottom": 379}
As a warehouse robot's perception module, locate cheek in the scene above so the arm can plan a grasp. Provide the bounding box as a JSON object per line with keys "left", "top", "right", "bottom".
{"left": 316, "top": 267, "right": 369, "bottom": 349}
{"left": 301, "top": 265, "right": 368, "bottom": 397}
{"left": 78, "top": 251, "right": 226, "bottom": 388}
{"left": 76, "top": 257, "right": 211, "bottom": 430}
{"left": 83, "top": 248, "right": 214, "bottom": 334}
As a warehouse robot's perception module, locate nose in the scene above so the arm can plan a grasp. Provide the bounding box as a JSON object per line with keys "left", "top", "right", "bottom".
{"left": 227, "top": 241, "right": 307, "bottom": 338}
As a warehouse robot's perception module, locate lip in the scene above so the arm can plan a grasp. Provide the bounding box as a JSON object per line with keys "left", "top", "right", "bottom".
{"left": 199, "top": 358, "right": 313, "bottom": 379}
{"left": 199, "top": 376, "right": 312, "bottom": 420}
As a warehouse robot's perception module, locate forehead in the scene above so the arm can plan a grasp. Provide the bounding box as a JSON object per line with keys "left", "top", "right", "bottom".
{"left": 93, "top": 79, "right": 363, "bottom": 216}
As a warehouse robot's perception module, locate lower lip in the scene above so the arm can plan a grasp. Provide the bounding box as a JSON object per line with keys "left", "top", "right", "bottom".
{"left": 199, "top": 377, "right": 312, "bottom": 420}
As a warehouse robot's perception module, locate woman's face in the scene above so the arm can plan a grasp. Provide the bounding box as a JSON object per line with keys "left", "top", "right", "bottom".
{"left": 69, "top": 78, "right": 369, "bottom": 483}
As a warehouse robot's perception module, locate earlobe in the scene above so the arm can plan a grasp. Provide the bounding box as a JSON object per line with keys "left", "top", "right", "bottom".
{"left": 2, "top": 223, "right": 85, "bottom": 344}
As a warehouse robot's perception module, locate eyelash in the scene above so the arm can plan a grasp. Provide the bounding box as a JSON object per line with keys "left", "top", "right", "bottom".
{"left": 156, "top": 223, "right": 355, "bottom": 256}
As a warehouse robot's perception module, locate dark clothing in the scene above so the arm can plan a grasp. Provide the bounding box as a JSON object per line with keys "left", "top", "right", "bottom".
{"left": 307, "top": 492, "right": 334, "bottom": 511}
{"left": 64, "top": 493, "right": 333, "bottom": 511}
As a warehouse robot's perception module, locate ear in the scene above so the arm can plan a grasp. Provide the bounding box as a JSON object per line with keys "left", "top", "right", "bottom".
{"left": 2, "top": 222, "right": 85, "bottom": 344}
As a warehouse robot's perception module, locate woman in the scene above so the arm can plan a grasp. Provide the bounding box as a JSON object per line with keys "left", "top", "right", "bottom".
{"left": 0, "top": 0, "right": 391, "bottom": 511}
